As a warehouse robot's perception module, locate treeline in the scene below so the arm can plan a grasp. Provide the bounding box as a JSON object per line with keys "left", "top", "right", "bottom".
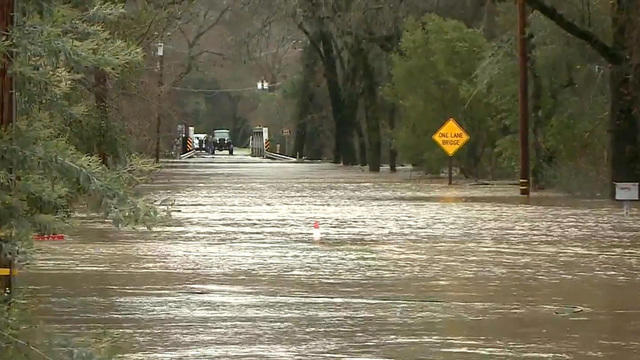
{"left": 269, "top": 0, "right": 639, "bottom": 196}
{"left": 0, "top": 1, "right": 192, "bottom": 291}
{"left": 0, "top": 0, "right": 181, "bottom": 355}
{"left": 1, "top": 1, "right": 638, "bottom": 256}
{"left": 0, "top": 0, "right": 255, "bottom": 251}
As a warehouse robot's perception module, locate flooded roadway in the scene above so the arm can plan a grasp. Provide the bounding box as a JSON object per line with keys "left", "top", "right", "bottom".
{"left": 20, "top": 153, "right": 640, "bottom": 359}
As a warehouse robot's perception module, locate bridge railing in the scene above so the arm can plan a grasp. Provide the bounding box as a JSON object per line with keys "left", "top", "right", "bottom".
{"left": 251, "top": 127, "right": 268, "bottom": 158}
{"left": 265, "top": 151, "right": 296, "bottom": 161}
{"left": 179, "top": 150, "right": 196, "bottom": 159}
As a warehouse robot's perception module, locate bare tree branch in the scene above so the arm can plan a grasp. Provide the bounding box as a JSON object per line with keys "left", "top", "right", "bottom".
{"left": 170, "top": 3, "right": 232, "bottom": 85}
{"left": 190, "top": 4, "right": 231, "bottom": 48}
{"left": 194, "top": 49, "right": 226, "bottom": 58}
{"left": 296, "top": 21, "right": 324, "bottom": 60}
{"left": 526, "top": 0, "right": 623, "bottom": 64}
{"left": 135, "top": 12, "right": 159, "bottom": 46}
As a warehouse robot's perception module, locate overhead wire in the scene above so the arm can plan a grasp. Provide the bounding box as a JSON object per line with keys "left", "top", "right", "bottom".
{"left": 171, "top": 82, "right": 281, "bottom": 94}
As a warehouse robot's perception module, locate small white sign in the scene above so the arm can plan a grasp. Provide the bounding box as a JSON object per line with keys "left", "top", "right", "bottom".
{"left": 615, "top": 183, "right": 639, "bottom": 201}
{"left": 257, "top": 80, "right": 269, "bottom": 90}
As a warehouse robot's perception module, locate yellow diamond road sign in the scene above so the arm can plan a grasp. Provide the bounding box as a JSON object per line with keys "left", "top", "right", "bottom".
{"left": 432, "top": 118, "right": 470, "bottom": 156}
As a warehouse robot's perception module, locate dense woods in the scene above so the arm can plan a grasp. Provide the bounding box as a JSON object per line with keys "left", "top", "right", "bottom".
{"left": 0, "top": 0, "right": 636, "bottom": 251}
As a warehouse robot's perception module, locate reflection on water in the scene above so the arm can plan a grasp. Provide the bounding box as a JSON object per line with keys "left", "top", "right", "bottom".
{"left": 19, "top": 159, "right": 640, "bottom": 359}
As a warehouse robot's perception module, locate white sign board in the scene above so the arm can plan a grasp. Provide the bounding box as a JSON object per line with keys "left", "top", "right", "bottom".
{"left": 257, "top": 80, "right": 269, "bottom": 90}
{"left": 615, "top": 183, "right": 639, "bottom": 201}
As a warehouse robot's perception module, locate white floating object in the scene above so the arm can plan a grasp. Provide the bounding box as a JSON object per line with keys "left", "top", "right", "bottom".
{"left": 313, "top": 221, "right": 321, "bottom": 241}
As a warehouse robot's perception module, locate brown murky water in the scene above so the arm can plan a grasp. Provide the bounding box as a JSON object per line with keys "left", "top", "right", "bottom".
{"left": 19, "top": 155, "right": 640, "bottom": 359}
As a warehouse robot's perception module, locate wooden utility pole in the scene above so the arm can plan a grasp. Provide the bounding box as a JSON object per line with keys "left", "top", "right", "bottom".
{"left": 0, "top": 0, "right": 14, "bottom": 130}
{"left": 517, "top": 0, "right": 530, "bottom": 196}
{"left": 94, "top": 69, "right": 109, "bottom": 165}
{"left": 155, "top": 42, "right": 164, "bottom": 163}
{"left": 0, "top": 0, "right": 14, "bottom": 297}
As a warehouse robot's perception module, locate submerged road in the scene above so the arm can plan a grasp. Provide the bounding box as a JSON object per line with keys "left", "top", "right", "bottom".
{"left": 20, "top": 153, "right": 640, "bottom": 359}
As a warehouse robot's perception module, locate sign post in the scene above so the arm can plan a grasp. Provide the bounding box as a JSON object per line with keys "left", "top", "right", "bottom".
{"left": 615, "top": 183, "right": 639, "bottom": 216}
{"left": 281, "top": 128, "right": 291, "bottom": 155}
{"left": 432, "top": 118, "right": 470, "bottom": 185}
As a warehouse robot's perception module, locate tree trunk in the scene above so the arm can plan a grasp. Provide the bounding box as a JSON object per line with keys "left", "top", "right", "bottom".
{"left": 340, "top": 94, "right": 359, "bottom": 165}
{"left": 529, "top": 33, "right": 547, "bottom": 190}
{"left": 356, "top": 119, "right": 367, "bottom": 166}
{"left": 610, "top": 63, "right": 639, "bottom": 183}
{"left": 389, "top": 104, "right": 398, "bottom": 172}
{"left": 94, "top": 68, "right": 109, "bottom": 166}
{"left": 610, "top": 1, "right": 639, "bottom": 188}
{"left": 294, "top": 115, "right": 307, "bottom": 159}
{"left": 292, "top": 46, "right": 317, "bottom": 158}
{"left": 362, "top": 55, "right": 381, "bottom": 172}
{"left": 318, "top": 31, "right": 345, "bottom": 163}
{"left": 317, "top": 30, "right": 358, "bottom": 165}
{"left": 364, "top": 110, "right": 380, "bottom": 172}
{"left": 227, "top": 95, "right": 246, "bottom": 146}
{"left": 489, "top": 149, "right": 496, "bottom": 180}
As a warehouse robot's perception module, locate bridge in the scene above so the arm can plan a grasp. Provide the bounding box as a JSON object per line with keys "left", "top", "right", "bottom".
{"left": 175, "top": 125, "right": 296, "bottom": 162}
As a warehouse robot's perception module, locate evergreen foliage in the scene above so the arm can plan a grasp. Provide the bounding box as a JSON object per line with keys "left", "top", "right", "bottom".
{"left": 1, "top": 1, "right": 159, "bottom": 274}
{"left": 388, "top": 15, "right": 492, "bottom": 175}
{"left": 387, "top": 5, "right": 615, "bottom": 194}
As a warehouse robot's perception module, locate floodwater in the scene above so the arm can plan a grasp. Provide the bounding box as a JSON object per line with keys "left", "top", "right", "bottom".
{"left": 19, "top": 153, "right": 640, "bottom": 359}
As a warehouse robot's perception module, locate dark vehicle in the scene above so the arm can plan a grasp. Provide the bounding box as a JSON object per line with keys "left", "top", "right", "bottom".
{"left": 211, "top": 129, "right": 233, "bottom": 155}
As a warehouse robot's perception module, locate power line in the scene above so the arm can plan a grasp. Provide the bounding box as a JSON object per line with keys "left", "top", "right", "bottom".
{"left": 171, "top": 86, "right": 255, "bottom": 93}
{"left": 171, "top": 83, "right": 281, "bottom": 93}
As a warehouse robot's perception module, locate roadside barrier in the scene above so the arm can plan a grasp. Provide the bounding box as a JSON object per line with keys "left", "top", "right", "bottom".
{"left": 180, "top": 150, "right": 196, "bottom": 159}
{"left": 186, "top": 137, "right": 194, "bottom": 152}
{"left": 265, "top": 151, "right": 296, "bottom": 161}
{"left": 33, "top": 234, "right": 65, "bottom": 241}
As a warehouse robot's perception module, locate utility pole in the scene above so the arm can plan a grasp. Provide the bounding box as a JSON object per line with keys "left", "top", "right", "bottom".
{"left": 0, "top": 0, "right": 14, "bottom": 130}
{"left": 0, "top": 0, "right": 14, "bottom": 297}
{"left": 155, "top": 41, "right": 164, "bottom": 163}
{"left": 517, "top": 0, "right": 530, "bottom": 196}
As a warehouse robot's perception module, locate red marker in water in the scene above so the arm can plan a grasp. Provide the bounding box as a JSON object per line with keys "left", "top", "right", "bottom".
{"left": 313, "top": 221, "right": 321, "bottom": 241}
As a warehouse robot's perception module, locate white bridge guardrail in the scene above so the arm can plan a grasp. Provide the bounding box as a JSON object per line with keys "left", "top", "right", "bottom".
{"left": 251, "top": 127, "right": 298, "bottom": 161}
{"left": 179, "top": 150, "right": 196, "bottom": 159}
{"left": 265, "top": 151, "right": 296, "bottom": 161}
